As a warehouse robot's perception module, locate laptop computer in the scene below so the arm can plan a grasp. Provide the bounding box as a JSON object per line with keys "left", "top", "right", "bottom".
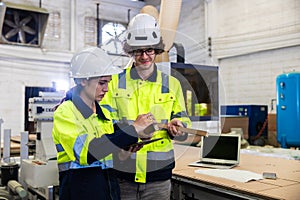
{"left": 189, "top": 134, "right": 241, "bottom": 169}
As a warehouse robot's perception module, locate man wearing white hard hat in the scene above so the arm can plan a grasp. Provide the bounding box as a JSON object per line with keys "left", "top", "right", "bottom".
{"left": 101, "top": 14, "right": 191, "bottom": 200}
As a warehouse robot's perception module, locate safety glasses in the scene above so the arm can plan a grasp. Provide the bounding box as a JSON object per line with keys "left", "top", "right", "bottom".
{"left": 132, "top": 48, "right": 155, "bottom": 56}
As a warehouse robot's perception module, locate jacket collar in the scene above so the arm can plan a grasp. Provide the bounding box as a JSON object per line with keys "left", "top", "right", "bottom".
{"left": 130, "top": 63, "right": 157, "bottom": 82}
{"left": 68, "top": 87, "right": 108, "bottom": 120}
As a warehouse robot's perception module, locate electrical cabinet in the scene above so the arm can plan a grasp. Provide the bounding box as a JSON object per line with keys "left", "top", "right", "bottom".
{"left": 221, "top": 105, "right": 268, "bottom": 145}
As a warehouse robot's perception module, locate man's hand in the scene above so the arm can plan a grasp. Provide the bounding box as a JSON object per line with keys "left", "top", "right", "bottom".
{"left": 167, "top": 119, "right": 185, "bottom": 137}
{"left": 133, "top": 112, "right": 156, "bottom": 139}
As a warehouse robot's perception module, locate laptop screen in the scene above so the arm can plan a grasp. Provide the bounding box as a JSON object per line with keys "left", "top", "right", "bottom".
{"left": 201, "top": 134, "right": 240, "bottom": 163}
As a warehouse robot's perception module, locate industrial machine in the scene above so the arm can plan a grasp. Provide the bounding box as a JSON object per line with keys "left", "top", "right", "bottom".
{"left": 0, "top": 180, "right": 27, "bottom": 199}
{"left": 20, "top": 91, "right": 63, "bottom": 199}
{"left": 221, "top": 105, "right": 268, "bottom": 145}
{"left": 170, "top": 62, "right": 219, "bottom": 122}
{"left": 276, "top": 72, "right": 300, "bottom": 148}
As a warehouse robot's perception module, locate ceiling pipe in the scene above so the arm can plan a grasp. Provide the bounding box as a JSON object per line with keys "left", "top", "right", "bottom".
{"left": 70, "top": 0, "right": 76, "bottom": 51}
{"left": 127, "top": 9, "right": 131, "bottom": 25}
{"left": 96, "top": 3, "right": 100, "bottom": 46}
{"left": 173, "top": 42, "right": 185, "bottom": 63}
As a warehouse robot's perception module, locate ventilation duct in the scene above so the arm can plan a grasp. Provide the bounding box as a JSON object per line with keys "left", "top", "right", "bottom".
{"left": 140, "top": 0, "right": 182, "bottom": 62}
{"left": 0, "top": 2, "right": 49, "bottom": 47}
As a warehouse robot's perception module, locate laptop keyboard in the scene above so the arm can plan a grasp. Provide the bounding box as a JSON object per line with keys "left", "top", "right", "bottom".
{"left": 197, "top": 161, "right": 235, "bottom": 166}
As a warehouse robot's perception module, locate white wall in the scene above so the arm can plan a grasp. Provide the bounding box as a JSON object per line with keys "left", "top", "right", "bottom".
{"left": 175, "top": 0, "right": 209, "bottom": 65}
{"left": 0, "top": 0, "right": 144, "bottom": 135}
{"left": 176, "top": 0, "right": 300, "bottom": 112}
{"left": 0, "top": 46, "right": 71, "bottom": 135}
{"left": 212, "top": 0, "right": 300, "bottom": 111}
{"left": 211, "top": 0, "right": 300, "bottom": 58}
{"left": 0, "top": 0, "right": 299, "bottom": 135}
{"left": 219, "top": 46, "right": 300, "bottom": 108}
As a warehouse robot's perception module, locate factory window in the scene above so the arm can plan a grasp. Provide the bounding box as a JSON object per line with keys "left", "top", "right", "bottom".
{"left": 84, "top": 16, "right": 96, "bottom": 46}
{"left": 45, "top": 11, "right": 61, "bottom": 39}
{"left": 99, "top": 20, "right": 126, "bottom": 55}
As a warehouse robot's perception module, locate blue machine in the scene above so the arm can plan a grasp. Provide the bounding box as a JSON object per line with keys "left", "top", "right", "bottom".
{"left": 276, "top": 72, "right": 300, "bottom": 148}
{"left": 221, "top": 105, "right": 268, "bottom": 145}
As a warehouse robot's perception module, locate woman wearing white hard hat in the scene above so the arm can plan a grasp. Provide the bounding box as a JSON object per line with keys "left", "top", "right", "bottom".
{"left": 52, "top": 47, "right": 155, "bottom": 200}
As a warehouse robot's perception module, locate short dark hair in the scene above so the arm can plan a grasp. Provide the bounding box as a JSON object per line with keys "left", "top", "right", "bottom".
{"left": 123, "top": 36, "right": 165, "bottom": 56}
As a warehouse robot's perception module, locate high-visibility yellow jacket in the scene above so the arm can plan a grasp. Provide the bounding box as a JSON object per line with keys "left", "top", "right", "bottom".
{"left": 52, "top": 94, "right": 114, "bottom": 172}
{"left": 101, "top": 64, "right": 191, "bottom": 183}
{"left": 52, "top": 90, "right": 139, "bottom": 173}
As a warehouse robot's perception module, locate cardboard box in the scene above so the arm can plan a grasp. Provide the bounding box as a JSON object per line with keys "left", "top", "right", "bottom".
{"left": 268, "top": 113, "right": 276, "bottom": 131}
{"left": 267, "top": 114, "right": 280, "bottom": 147}
{"left": 268, "top": 130, "right": 280, "bottom": 147}
{"left": 221, "top": 116, "right": 249, "bottom": 139}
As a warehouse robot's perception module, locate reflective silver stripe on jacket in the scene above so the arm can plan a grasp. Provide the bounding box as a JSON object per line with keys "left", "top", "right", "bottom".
{"left": 73, "top": 134, "right": 88, "bottom": 162}
{"left": 161, "top": 73, "right": 169, "bottom": 93}
{"left": 58, "top": 160, "right": 113, "bottom": 172}
{"left": 130, "top": 149, "right": 174, "bottom": 160}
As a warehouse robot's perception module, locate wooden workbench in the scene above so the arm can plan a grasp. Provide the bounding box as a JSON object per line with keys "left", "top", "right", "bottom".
{"left": 173, "top": 144, "right": 300, "bottom": 200}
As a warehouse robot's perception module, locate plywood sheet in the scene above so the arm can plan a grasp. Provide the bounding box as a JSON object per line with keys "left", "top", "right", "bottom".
{"left": 259, "top": 183, "right": 300, "bottom": 200}
{"left": 173, "top": 144, "right": 300, "bottom": 200}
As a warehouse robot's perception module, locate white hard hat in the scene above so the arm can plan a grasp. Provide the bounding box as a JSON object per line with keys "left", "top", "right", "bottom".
{"left": 70, "top": 47, "right": 122, "bottom": 78}
{"left": 126, "top": 13, "right": 160, "bottom": 46}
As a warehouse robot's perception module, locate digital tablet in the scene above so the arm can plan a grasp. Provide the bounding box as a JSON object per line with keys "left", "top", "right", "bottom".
{"left": 130, "top": 138, "right": 163, "bottom": 148}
